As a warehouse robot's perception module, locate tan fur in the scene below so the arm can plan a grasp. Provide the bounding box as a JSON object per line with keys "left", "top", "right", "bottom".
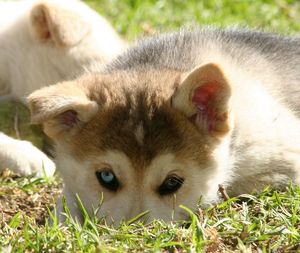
{"left": 29, "top": 81, "right": 99, "bottom": 138}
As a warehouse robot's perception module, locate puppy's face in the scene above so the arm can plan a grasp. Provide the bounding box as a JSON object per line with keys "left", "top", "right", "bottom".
{"left": 28, "top": 63, "right": 232, "bottom": 223}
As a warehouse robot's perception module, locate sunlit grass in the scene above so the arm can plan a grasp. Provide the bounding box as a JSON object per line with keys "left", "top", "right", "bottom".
{"left": 1, "top": 171, "right": 299, "bottom": 252}
{"left": 85, "top": 0, "right": 300, "bottom": 41}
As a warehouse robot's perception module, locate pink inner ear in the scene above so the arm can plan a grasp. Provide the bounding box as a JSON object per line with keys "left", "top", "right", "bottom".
{"left": 58, "top": 110, "right": 78, "bottom": 127}
{"left": 190, "top": 82, "right": 220, "bottom": 132}
{"left": 192, "top": 82, "right": 219, "bottom": 107}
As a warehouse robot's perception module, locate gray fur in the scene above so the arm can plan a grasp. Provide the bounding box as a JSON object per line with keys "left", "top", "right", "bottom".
{"left": 106, "top": 27, "right": 300, "bottom": 112}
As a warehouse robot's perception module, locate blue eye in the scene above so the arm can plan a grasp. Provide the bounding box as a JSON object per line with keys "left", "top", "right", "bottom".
{"left": 96, "top": 170, "right": 119, "bottom": 191}
{"left": 100, "top": 171, "right": 114, "bottom": 183}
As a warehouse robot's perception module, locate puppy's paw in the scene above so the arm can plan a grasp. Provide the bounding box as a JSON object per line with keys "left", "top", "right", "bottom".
{"left": 0, "top": 133, "right": 55, "bottom": 177}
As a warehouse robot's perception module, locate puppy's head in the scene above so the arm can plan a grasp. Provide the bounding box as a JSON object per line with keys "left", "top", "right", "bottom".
{"left": 28, "top": 63, "right": 232, "bottom": 224}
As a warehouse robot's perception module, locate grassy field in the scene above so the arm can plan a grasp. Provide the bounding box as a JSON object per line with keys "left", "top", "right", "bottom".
{"left": 1, "top": 171, "right": 300, "bottom": 252}
{"left": 1, "top": 0, "right": 300, "bottom": 252}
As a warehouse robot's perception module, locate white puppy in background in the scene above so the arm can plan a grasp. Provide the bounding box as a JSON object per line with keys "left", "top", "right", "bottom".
{"left": 0, "top": 0, "right": 126, "bottom": 177}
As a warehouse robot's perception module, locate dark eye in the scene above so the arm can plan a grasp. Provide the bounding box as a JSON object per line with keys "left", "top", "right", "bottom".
{"left": 95, "top": 170, "right": 119, "bottom": 191}
{"left": 158, "top": 176, "right": 184, "bottom": 196}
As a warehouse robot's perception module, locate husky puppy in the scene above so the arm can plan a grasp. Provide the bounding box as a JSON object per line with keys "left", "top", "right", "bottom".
{"left": 0, "top": 0, "right": 126, "bottom": 177}
{"left": 28, "top": 28, "right": 300, "bottom": 223}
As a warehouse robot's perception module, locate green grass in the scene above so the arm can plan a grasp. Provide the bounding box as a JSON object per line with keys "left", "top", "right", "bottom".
{"left": 1, "top": 171, "right": 300, "bottom": 252}
{"left": 86, "top": 0, "right": 300, "bottom": 41}
{"left": 1, "top": 0, "right": 300, "bottom": 252}
{"left": 0, "top": 101, "right": 43, "bottom": 147}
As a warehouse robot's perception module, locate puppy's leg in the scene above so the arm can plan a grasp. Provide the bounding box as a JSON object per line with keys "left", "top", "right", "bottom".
{"left": 0, "top": 132, "right": 55, "bottom": 177}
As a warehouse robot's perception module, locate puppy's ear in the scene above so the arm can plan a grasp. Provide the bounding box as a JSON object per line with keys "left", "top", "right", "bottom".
{"left": 172, "top": 63, "right": 232, "bottom": 140}
{"left": 27, "top": 80, "right": 98, "bottom": 139}
{"left": 30, "top": 2, "right": 90, "bottom": 48}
